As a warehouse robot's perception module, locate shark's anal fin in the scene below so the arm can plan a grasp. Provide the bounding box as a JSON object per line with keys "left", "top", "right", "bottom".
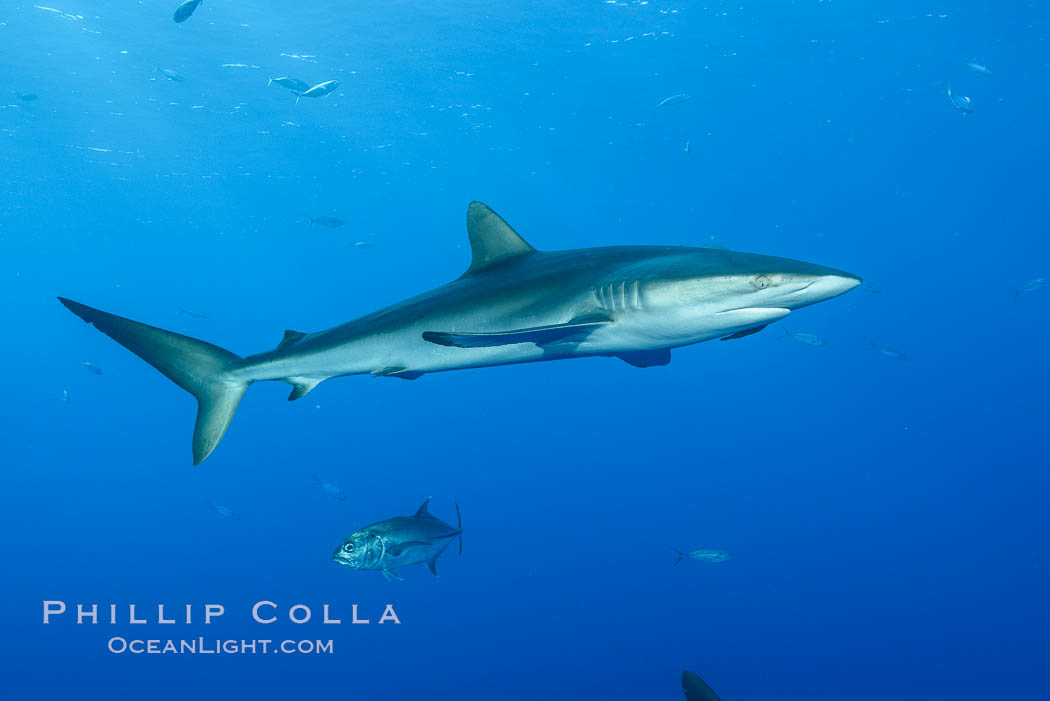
{"left": 372, "top": 366, "right": 425, "bottom": 380}
{"left": 720, "top": 324, "right": 768, "bottom": 341}
{"left": 460, "top": 202, "right": 537, "bottom": 277}
{"left": 285, "top": 376, "right": 322, "bottom": 401}
{"left": 615, "top": 349, "right": 671, "bottom": 368}
{"left": 277, "top": 330, "right": 307, "bottom": 350}
{"left": 423, "top": 315, "right": 609, "bottom": 349}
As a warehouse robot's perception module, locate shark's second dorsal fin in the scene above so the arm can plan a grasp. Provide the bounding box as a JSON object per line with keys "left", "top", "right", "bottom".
{"left": 277, "top": 330, "right": 306, "bottom": 350}
{"left": 461, "top": 202, "right": 536, "bottom": 277}
{"left": 414, "top": 497, "right": 434, "bottom": 518}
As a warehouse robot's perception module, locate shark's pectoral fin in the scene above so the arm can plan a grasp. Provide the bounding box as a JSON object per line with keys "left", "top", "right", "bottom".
{"left": 720, "top": 324, "right": 769, "bottom": 341}
{"left": 427, "top": 557, "right": 439, "bottom": 577}
{"left": 285, "top": 376, "right": 323, "bottom": 401}
{"left": 381, "top": 569, "right": 402, "bottom": 582}
{"left": 372, "top": 366, "right": 425, "bottom": 380}
{"left": 386, "top": 541, "right": 431, "bottom": 557}
{"left": 423, "top": 315, "right": 610, "bottom": 349}
{"left": 615, "top": 349, "right": 671, "bottom": 368}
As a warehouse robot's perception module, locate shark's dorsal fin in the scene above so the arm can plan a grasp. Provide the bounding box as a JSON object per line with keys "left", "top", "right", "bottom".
{"left": 277, "top": 330, "right": 306, "bottom": 350}
{"left": 414, "top": 497, "right": 434, "bottom": 518}
{"left": 461, "top": 202, "right": 536, "bottom": 277}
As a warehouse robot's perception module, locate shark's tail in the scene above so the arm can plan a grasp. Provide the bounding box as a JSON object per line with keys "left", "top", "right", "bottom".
{"left": 58, "top": 297, "right": 249, "bottom": 465}
{"left": 455, "top": 502, "right": 463, "bottom": 555}
{"left": 267, "top": 77, "right": 273, "bottom": 87}
{"left": 672, "top": 548, "right": 684, "bottom": 566}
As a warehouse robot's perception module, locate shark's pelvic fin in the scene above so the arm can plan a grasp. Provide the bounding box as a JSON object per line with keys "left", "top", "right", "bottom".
{"left": 285, "top": 376, "right": 323, "bottom": 401}
{"left": 615, "top": 349, "right": 671, "bottom": 368}
{"left": 461, "top": 201, "right": 537, "bottom": 277}
{"left": 371, "top": 366, "right": 425, "bottom": 380}
{"left": 422, "top": 315, "right": 609, "bottom": 349}
{"left": 720, "top": 324, "right": 768, "bottom": 341}
{"left": 57, "top": 297, "right": 249, "bottom": 465}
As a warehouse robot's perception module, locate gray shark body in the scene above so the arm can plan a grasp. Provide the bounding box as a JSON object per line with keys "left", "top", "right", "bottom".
{"left": 58, "top": 202, "right": 860, "bottom": 464}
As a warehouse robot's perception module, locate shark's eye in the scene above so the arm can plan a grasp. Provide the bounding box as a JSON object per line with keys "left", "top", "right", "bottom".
{"left": 751, "top": 275, "right": 772, "bottom": 290}
{"left": 343, "top": 543, "right": 353, "bottom": 552}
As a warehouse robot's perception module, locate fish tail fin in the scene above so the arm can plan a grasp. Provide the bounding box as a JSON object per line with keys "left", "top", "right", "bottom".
{"left": 308, "top": 216, "right": 314, "bottom": 227}
{"left": 455, "top": 502, "right": 463, "bottom": 555}
{"left": 672, "top": 548, "right": 684, "bottom": 566}
{"left": 58, "top": 297, "right": 250, "bottom": 465}
{"left": 312, "top": 473, "right": 321, "bottom": 484}
{"left": 267, "top": 77, "right": 273, "bottom": 87}
{"left": 295, "top": 93, "right": 302, "bottom": 105}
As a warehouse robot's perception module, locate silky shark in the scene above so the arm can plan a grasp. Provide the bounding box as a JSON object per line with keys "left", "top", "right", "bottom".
{"left": 58, "top": 202, "right": 860, "bottom": 464}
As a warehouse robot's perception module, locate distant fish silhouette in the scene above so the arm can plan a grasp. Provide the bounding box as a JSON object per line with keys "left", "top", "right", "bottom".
{"left": 154, "top": 67, "right": 186, "bottom": 83}
{"left": 206, "top": 500, "right": 240, "bottom": 520}
{"left": 947, "top": 86, "right": 973, "bottom": 114}
{"left": 967, "top": 61, "right": 992, "bottom": 77}
{"left": 780, "top": 328, "right": 828, "bottom": 347}
{"left": 63, "top": 389, "right": 71, "bottom": 404}
{"left": 309, "top": 216, "right": 344, "bottom": 228}
{"left": 81, "top": 362, "right": 104, "bottom": 375}
{"left": 16, "top": 92, "right": 38, "bottom": 101}
{"left": 172, "top": 0, "right": 202, "bottom": 24}
{"left": 295, "top": 80, "right": 340, "bottom": 104}
{"left": 268, "top": 76, "right": 311, "bottom": 93}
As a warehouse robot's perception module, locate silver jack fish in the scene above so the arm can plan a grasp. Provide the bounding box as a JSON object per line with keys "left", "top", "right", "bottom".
{"left": 331, "top": 498, "right": 462, "bottom": 581}
{"left": 57, "top": 201, "right": 860, "bottom": 464}
{"left": 295, "top": 80, "right": 339, "bottom": 104}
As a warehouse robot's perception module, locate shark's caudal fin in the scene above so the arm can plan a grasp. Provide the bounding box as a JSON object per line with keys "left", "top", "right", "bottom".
{"left": 57, "top": 297, "right": 249, "bottom": 465}
{"left": 672, "top": 548, "right": 685, "bottom": 566}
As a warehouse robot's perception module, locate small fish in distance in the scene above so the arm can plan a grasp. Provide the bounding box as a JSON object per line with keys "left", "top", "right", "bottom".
{"left": 780, "top": 329, "right": 828, "bottom": 346}
{"left": 268, "top": 76, "right": 311, "bottom": 93}
{"left": 295, "top": 80, "right": 340, "bottom": 104}
{"left": 308, "top": 216, "right": 343, "bottom": 228}
{"left": 947, "top": 86, "right": 973, "bottom": 114}
{"left": 312, "top": 474, "right": 346, "bottom": 501}
{"left": 81, "top": 362, "right": 103, "bottom": 375}
{"left": 967, "top": 62, "right": 992, "bottom": 77}
{"left": 155, "top": 67, "right": 185, "bottom": 82}
{"left": 206, "top": 501, "right": 239, "bottom": 520}
{"left": 1017, "top": 277, "right": 1049, "bottom": 295}
{"left": 868, "top": 341, "right": 908, "bottom": 361}
{"left": 332, "top": 498, "right": 462, "bottom": 581}
{"left": 673, "top": 548, "right": 731, "bottom": 565}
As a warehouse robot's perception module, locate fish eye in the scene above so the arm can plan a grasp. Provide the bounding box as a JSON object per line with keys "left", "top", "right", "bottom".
{"left": 751, "top": 275, "right": 771, "bottom": 290}
{"left": 343, "top": 543, "right": 353, "bottom": 552}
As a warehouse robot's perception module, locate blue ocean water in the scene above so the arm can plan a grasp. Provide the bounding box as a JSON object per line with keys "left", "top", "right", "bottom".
{"left": 2, "top": 1, "right": 1049, "bottom": 699}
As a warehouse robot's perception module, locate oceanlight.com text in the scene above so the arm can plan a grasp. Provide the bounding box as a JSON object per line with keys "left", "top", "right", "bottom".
{"left": 106, "top": 637, "right": 334, "bottom": 655}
